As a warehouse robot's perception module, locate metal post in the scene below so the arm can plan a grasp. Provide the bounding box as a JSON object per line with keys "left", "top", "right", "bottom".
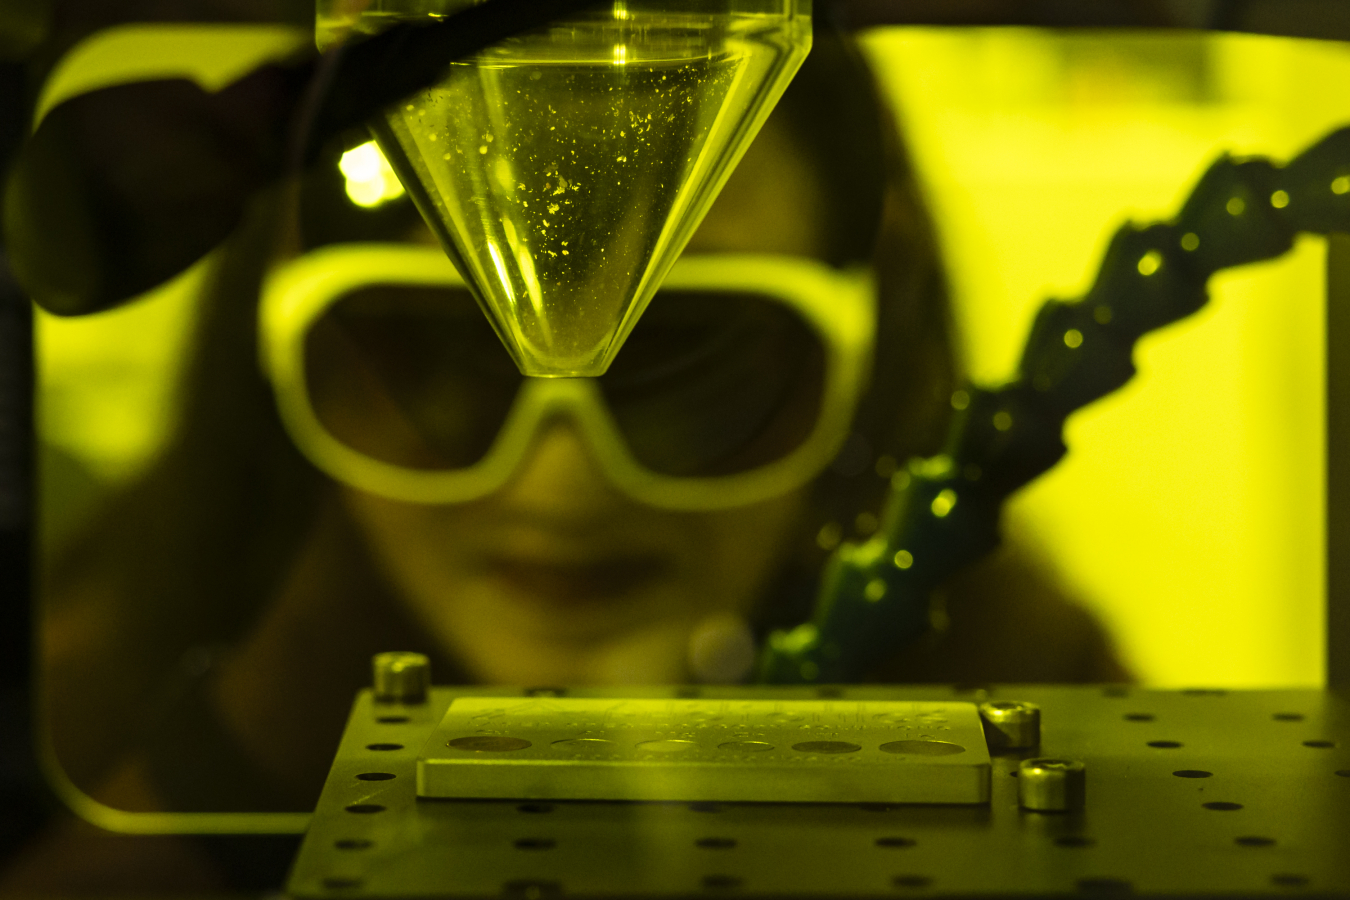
{"left": 1325, "top": 233, "right": 1350, "bottom": 695}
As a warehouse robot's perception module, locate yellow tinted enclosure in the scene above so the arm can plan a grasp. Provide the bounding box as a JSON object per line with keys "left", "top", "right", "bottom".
{"left": 31, "top": 25, "right": 1341, "bottom": 835}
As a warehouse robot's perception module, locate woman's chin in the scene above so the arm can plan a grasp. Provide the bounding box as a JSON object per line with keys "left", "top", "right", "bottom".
{"left": 449, "top": 567, "right": 699, "bottom": 684}
{"left": 471, "top": 555, "right": 681, "bottom": 638}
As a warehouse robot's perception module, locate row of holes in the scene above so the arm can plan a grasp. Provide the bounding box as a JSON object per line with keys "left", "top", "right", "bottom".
{"left": 336, "top": 829, "right": 1281, "bottom": 849}
{"left": 1123, "top": 711, "right": 1312, "bottom": 722}
{"left": 383, "top": 687, "right": 1267, "bottom": 704}
{"left": 505, "top": 686, "right": 1253, "bottom": 699}
{"left": 366, "top": 741, "right": 1346, "bottom": 754}
{"left": 321, "top": 871, "right": 1317, "bottom": 893}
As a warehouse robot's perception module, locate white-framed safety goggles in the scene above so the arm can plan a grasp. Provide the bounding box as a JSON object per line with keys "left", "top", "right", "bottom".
{"left": 260, "top": 244, "right": 875, "bottom": 510}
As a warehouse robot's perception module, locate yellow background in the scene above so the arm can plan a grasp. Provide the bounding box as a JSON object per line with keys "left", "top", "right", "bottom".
{"left": 864, "top": 29, "right": 1347, "bottom": 686}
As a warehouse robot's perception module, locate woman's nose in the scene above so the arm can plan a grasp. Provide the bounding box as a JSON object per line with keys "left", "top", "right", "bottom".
{"left": 494, "top": 417, "right": 625, "bottom": 517}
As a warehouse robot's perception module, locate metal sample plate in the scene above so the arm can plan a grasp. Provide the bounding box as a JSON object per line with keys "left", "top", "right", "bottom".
{"left": 416, "top": 697, "right": 990, "bottom": 803}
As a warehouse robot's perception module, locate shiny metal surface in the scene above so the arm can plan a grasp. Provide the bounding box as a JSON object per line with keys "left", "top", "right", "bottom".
{"left": 1017, "top": 757, "right": 1086, "bottom": 812}
{"left": 979, "top": 700, "right": 1041, "bottom": 751}
{"left": 289, "top": 685, "right": 1350, "bottom": 897}
{"left": 417, "top": 697, "right": 990, "bottom": 803}
{"left": 372, "top": 652, "right": 431, "bottom": 704}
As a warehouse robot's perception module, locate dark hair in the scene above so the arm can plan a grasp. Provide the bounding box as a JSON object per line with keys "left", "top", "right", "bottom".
{"left": 41, "top": 22, "right": 955, "bottom": 794}
{"left": 756, "top": 26, "right": 957, "bottom": 626}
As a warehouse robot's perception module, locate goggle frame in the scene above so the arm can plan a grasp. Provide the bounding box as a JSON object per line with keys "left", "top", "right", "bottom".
{"left": 261, "top": 243, "right": 876, "bottom": 510}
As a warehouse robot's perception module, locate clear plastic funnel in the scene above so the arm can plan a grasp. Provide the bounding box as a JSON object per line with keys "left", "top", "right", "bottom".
{"left": 318, "top": 0, "right": 811, "bottom": 376}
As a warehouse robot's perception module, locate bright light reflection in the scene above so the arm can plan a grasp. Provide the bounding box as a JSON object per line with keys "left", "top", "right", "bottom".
{"left": 338, "top": 140, "right": 406, "bottom": 208}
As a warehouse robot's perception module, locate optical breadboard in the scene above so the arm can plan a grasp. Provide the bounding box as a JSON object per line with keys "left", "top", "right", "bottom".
{"left": 288, "top": 685, "right": 1350, "bottom": 897}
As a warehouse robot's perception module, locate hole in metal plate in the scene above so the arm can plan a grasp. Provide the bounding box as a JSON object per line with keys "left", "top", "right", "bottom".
{"left": 322, "top": 877, "right": 363, "bottom": 889}
{"left": 879, "top": 740, "right": 965, "bottom": 756}
{"left": 701, "top": 874, "right": 742, "bottom": 889}
{"left": 514, "top": 838, "right": 557, "bottom": 850}
{"left": 334, "top": 839, "right": 372, "bottom": 850}
{"left": 893, "top": 875, "right": 933, "bottom": 888}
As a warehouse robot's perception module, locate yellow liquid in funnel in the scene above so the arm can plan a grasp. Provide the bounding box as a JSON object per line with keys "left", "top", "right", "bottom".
{"left": 372, "top": 13, "right": 809, "bottom": 376}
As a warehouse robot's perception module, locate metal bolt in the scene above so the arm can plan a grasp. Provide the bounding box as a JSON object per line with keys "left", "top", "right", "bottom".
{"left": 979, "top": 700, "right": 1041, "bottom": 751}
{"left": 1018, "top": 758, "right": 1086, "bottom": 812}
{"left": 373, "top": 652, "right": 430, "bottom": 704}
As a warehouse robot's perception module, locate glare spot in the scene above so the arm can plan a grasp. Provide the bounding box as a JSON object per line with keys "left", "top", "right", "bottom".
{"left": 993, "top": 411, "right": 1013, "bottom": 431}
{"left": 1334, "top": 176, "right": 1350, "bottom": 195}
{"left": 338, "top": 141, "right": 405, "bottom": 208}
{"left": 1270, "top": 190, "right": 1290, "bottom": 209}
{"left": 486, "top": 242, "right": 516, "bottom": 306}
{"left": 893, "top": 550, "right": 913, "bottom": 570}
{"left": 1063, "top": 329, "right": 1083, "bottom": 349}
{"left": 1137, "top": 250, "right": 1162, "bottom": 276}
{"left": 1226, "top": 196, "right": 1246, "bottom": 216}
{"left": 931, "top": 489, "right": 957, "bottom": 518}
{"left": 951, "top": 389, "right": 970, "bottom": 411}
{"left": 864, "top": 579, "right": 887, "bottom": 603}
{"left": 1181, "top": 232, "right": 1200, "bottom": 251}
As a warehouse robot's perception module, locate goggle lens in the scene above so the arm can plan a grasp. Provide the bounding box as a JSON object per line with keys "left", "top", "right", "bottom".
{"left": 302, "top": 284, "right": 826, "bottom": 479}
{"left": 305, "top": 284, "right": 522, "bottom": 470}
{"left": 601, "top": 290, "right": 825, "bottom": 476}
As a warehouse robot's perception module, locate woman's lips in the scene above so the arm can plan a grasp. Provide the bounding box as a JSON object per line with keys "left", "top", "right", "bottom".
{"left": 480, "top": 554, "right": 670, "bottom": 607}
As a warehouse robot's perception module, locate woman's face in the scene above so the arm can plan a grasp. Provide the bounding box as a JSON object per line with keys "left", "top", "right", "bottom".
{"left": 340, "top": 120, "right": 832, "bottom": 685}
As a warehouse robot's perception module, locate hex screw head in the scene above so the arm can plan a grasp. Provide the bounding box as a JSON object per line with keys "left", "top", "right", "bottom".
{"left": 979, "top": 700, "right": 1041, "bottom": 751}
{"left": 373, "top": 652, "right": 430, "bottom": 704}
{"left": 1018, "top": 757, "right": 1086, "bottom": 811}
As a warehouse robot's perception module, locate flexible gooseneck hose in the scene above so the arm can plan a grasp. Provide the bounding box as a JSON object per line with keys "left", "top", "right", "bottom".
{"left": 758, "top": 126, "right": 1350, "bottom": 684}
